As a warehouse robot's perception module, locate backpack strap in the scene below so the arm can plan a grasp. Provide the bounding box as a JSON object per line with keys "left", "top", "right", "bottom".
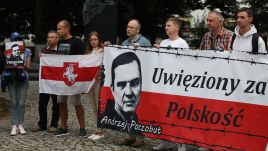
{"left": 231, "top": 34, "right": 236, "bottom": 50}
{"left": 252, "top": 33, "right": 259, "bottom": 54}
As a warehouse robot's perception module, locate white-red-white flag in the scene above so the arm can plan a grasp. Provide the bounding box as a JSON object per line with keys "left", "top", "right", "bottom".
{"left": 39, "top": 54, "right": 103, "bottom": 95}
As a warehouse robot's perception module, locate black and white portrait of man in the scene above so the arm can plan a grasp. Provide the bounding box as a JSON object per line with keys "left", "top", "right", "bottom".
{"left": 100, "top": 52, "right": 142, "bottom": 133}
{"left": 111, "top": 52, "right": 142, "bottom": 121}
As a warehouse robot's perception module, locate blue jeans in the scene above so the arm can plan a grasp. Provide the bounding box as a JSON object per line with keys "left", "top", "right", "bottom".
{"left": 7, "top": 80, "right": 29, "bottom": 125}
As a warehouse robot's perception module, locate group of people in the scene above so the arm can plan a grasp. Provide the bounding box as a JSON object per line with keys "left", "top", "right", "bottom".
{"left": 5, "top": 20, "right": 105, "bottom": 141}
{"left": 200, "top": 8, "right": 266, "bottom": 53}
{"left": 1, "top": 6, "right": 267, "bottom": 151}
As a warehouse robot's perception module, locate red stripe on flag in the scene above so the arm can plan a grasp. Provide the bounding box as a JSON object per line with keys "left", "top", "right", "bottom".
{"left": 100, "top": 86, "right": 268, "bottom": 151}
{"left": 41, "top": 66, "right": 100, "bottom": 81}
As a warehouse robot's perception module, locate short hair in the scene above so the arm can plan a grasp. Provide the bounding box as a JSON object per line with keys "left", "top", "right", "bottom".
{"left": 208, "top": 10, "right": 224, "bottom": 24}
{"left": 47, "top": 30, "right": 58, "bottom": 39}
{"left": 59, "top": 20, "right": 71, "bottom": 30}
{"left": 47, "top": 30, "right": 58, "bottom": 35}
{"left": 11, "top": 44, "right": 20, "bottom": 55}
{"left": 11, "top": 44, "right": 19, "bottom": 49}
{"left": 129, "top": 19, "right": 141, "bottom": 31}
{"left": 237, "top": 7, "right": 253, "bottom": 17}
{"left": 111, "top": 52, "right": 142, "bottom": 90}
{"left": 166, "top": 17, "right": 181, "bottom": 28}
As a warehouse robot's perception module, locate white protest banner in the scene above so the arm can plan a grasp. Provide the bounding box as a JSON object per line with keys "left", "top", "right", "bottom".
{"left": 39, "top": 54, "right": 103, "bottom": 95}
{"left": 99, "top": 45, "right": 268, "bottom": 151}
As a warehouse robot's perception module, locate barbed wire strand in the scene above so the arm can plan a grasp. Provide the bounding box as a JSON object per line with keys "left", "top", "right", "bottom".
{"left": 107, "top": 45, "right": 268, "bottom": 66}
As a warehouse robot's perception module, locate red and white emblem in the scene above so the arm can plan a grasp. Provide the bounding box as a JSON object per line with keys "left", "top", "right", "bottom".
{"left": 63, "top": 62, "right": 79, "bottom": 86}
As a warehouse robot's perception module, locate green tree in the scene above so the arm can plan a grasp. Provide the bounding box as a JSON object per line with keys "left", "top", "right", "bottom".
{"left": 191, "top": 12, "right": 207, "bottom": 48}
{"left": 204, "top": 0, "right": 238, "bottom": 17}
{"left": 0, "top": 0, "right": 35, "bottom": 39}
{"left": 118, "top": 0, "right": 193, "bottom": 43}
{"left": 243, "top": 0, "right": 268, "bottom": 37}
{"left": 118, "top": 0, "right": 135, "bottom": 41}
{"left": 0, "top": 0, "right": 84, "bottom": 43}
{"left": 186, "top": 0, "right": 203, "bottom": 10}
{"left": 35, "top": 0, "right": 84, "bottom": 43}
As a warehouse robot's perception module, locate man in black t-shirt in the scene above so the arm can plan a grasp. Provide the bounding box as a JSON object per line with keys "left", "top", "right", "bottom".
{"left": 57, "top": 36, "right": 84, "bottom": 55}
{"left": 53, "top": 20, "right": 87, "bottom": 137}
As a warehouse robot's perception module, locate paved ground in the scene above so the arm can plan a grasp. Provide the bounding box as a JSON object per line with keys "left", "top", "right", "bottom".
{"left": 0, "top": 81, "right": 180, "bottom": 151}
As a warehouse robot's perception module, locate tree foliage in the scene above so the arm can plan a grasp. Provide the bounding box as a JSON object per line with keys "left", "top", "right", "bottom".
{"left": 191, "top": 12, "right": 207, "bottom": 48}
{"left": 0, "top": 0, "right": 84, "bottom": 43}
{"left": 2, "top": 0, "right": 267, "bottom": 46}
{"left": 243, "top": 0, "right": 268, "bottom": 36}
{"left": 118, "top": 0, "right": 193, "bottom": 42}
{"left": 0, "top": 0, "right": 34, "bottom": 39}
{"left": 204, "top": 0, "right": 238, "bottom": 18}
{"left": 0, "top": 0, "right": 204, "bottom": 43}
{"left": 35, "top": 0, "right": 84, "bottom": 43}
{"left": 186, "top": 0, "right": 203, "bottom": 10}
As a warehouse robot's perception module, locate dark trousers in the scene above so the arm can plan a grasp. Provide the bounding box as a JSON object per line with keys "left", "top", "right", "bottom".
{"left": 38, "top": 93, "right": 59, "bottom": 129}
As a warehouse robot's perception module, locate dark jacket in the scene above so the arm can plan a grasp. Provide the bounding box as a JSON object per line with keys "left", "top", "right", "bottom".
{"left": 98, "top": 99, "right": 141, "bottom": 135}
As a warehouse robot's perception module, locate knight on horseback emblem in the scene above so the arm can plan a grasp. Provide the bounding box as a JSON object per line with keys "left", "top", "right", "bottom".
{"left": 63, "top": 63, "right": 78, "bottom": 86}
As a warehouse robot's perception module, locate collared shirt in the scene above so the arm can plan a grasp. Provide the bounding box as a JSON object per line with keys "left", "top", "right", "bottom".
{"left": 200, "top": 28, "right": 233, "bottom": 51}
{"left": 41, "top": 46, "right": 57, "bottom": 54}
{"left": 121, "top": 34, "right": 151, "bottom": 46}
{"left": 47, "top": 45, "right": 57, "bottom": 50}
{"left": 99, "top": 99, "right": 141, "bottom": 135}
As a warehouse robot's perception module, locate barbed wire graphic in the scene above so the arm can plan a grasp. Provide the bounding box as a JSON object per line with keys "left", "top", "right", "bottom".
{"left": 107, "top": 45, "right": 268, "bottom": 66}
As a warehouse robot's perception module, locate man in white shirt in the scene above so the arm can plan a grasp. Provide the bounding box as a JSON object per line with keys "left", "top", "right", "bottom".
{"left": 153, "top": 17, "right": 188, "bottom": 151}
{"left": 156, "top": 17, "right": 189, "bottom": 48}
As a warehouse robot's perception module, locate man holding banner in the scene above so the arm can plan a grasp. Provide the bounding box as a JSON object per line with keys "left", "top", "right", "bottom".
{"left": 33, "top": 30, "right": 60, "bottom": 133}
{"left": 231, "top": 7, "right": 267, "bottom": 53}
{"left": 117, "top": 19, "right": 151, "bottom": 147}
{"left": 121, "top": 19, "right": 151, "bottom": 47}
{"left": 200, "top": 11, "right": 233, "bottom": 51}
{"left": 153, "top": 17, "right": 190, "bottom": 151}
{"left": 53, "top": 20, "right": 87, "bottom": 137}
